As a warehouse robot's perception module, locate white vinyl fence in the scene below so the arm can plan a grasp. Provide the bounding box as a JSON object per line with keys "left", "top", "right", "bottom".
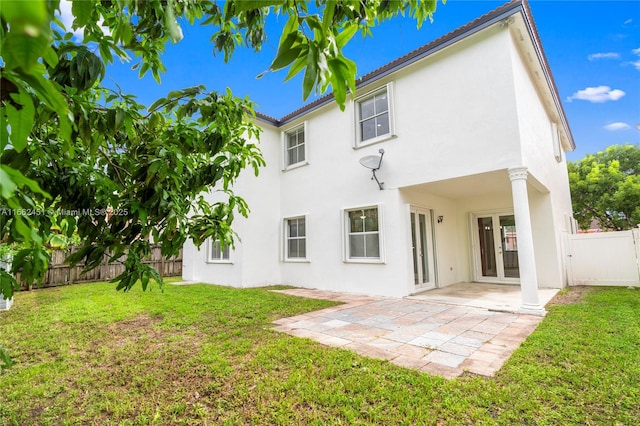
{"left": 565, "top": 228, "right": 640, "bottom": 286}
{"left": 0, "top": 255, "right": 13, "bottom": 310}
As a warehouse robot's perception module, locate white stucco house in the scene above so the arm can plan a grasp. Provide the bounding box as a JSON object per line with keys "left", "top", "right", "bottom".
{"left": 182, "top": 0, "right": 576, "bottom": 315}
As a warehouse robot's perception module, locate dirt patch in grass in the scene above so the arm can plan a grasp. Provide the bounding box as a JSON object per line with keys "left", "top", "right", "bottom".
{"left": 51, "top": 315, "right": 217, "bottom": 423}
{"left": 547, "top": 285, "right": 590, "bottom": 306}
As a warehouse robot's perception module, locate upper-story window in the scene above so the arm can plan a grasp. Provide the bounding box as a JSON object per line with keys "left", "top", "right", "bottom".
{"left": 208, "top": 239, "right": 231, "bottom": 263}
{"left": 551, "top": 122, "right": 563, "bottom": 163}
{"left": 283, "top": 124, "right": 307, "bottom": 169}
{"left": 355, "top": 83, "right": 395, "bottom": 147}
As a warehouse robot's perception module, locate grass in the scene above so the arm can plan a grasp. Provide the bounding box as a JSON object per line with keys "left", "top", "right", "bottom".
{"left": 1, "top": 281, "right": 639, "bottom": 425}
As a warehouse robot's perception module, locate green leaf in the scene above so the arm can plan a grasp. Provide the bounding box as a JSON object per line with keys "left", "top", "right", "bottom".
{"left": 5, "top": 89, "right": 35, "bottom": 152}
{"left": 284, "top": 51, "right": 308, "bottom": 82}
{"left": 0, "top": 108, "right": 8, "bottom": 151}
{"left": 72, "top": 0, "right": 93, "bottom": 27}
{"left": 19, "top": 69, "right": 68, "bottom": 113}
{"left": 164, "top": 1, "right": 184, "bottom": 43}
{"left": 231, "top": 0, "right": 281, "bottom": 13}
{"left": 328, "top": 59, "right": 347, "bottom": 108}
{"left": 1, "top": 165, "right": 50, "bottom": 198}
{"left": 2, "top": 32, "right": 50, "bottom": 72}
{"left": 269, "top": 32, "right": 302, "bottom": 71}
{"left": 14, "top": 215, "right": 33, "bottom": 242}
{"left": 0, "top": 167, "right": 17, "bottom": 199}
{"left": 322, "top": 1, "right": 336, "bottom": 32}
{"left": 0, "top": 272, "right": 16, "bottom": 306}
{"left": 148, "top": 97, "right": 167, "bottom": 113}
{"left": 302, "top": 44, "right": 318, "bottom": 101}
{"left": 0, "top": 343, "right": 14, "bottom": 369}
{"left": 0, "top": 0, "right": 47, "bottom": 26}
{"left": 336, "top": 23, "right": 358, "bottom": 48}
{"left": 42, "top": 46, "right": 59, "bottom": 68}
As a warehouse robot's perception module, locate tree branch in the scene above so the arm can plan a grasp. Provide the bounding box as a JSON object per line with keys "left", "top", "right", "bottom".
{"left": 97, "top": 147, "right": 132, "bottom": 186}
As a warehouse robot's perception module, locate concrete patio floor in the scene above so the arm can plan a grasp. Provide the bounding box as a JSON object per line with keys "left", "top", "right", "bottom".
{"left": 271, "top": 287, "right": 547, "bottom": 379}
{"left": 408, "top": 282, "right": 559, "bottom": 313}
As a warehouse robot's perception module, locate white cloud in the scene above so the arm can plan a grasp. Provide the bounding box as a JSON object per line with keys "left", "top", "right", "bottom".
{"left": 566, "top": 86, "right": 626, "bottom": 103}
{"left": 55, "top": 0, "right": 111, "bottom": 41}
{"left": 603, "top": 122, "right": 631, "bottom": 131}
{"left": 624, "top": 19, "right": 633, "bottom": 25}
{"left": 587, "top": 52, "right": 620, "bottom": 61}
{"left": 56, "top": 0, "right": 84, "bottom": 40}
{"left": 626, "top": 48, "right": 640, "bottom": 71}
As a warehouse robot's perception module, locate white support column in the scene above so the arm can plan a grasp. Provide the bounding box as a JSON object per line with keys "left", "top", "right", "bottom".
{"left": 508, "top": 167, "right": 545, "bottom": 316}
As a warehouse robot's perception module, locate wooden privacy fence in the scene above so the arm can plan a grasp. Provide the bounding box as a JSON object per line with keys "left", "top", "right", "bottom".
{"left": 17, "top": 244, "right": 182, "bottom": 290}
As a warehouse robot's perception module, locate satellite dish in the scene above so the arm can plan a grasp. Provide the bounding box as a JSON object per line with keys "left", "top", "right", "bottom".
{"left": 358, "top": 148, "right": 385, "bottom": 190}
{"left": 359, "top": 155, "right": 382, "bottom": 170}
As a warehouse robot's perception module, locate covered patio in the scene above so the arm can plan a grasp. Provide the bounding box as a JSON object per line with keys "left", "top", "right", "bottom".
{"left": 408, "top": 283, "right": 559, "bottom": 313}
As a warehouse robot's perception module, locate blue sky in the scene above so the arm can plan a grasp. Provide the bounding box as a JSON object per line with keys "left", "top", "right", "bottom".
{"left": 64, "top": 1, "right": 640, "bottom": 161}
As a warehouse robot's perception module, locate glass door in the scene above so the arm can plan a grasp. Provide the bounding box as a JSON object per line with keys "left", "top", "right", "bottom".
{"left": 411, "top": 208, "right": 436, "bottom": 289}
{"left": 475, "top": 213, "right": 520, "bottom": 282}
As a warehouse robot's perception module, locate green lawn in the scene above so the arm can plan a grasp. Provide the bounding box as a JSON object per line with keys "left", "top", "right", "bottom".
{"left": 1, "top": 281, "right": 639, "bottom": 425}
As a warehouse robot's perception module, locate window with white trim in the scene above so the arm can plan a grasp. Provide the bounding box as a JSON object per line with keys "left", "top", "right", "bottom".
{"left": 551, "top": 122, "right": 562, "bottom": 163}
{"left": 208, "top": 239, "right": 231, "bottom": 263}
{"left": 283, "top": 124, "right": 306, "bottom": 168}
{"left": 355, "top": 84, "right": 394, "bottom": 146}
{"left": 345, "top": 206, "right": 381, "bottom": 260}
{"left": 285, "top": 216, "right": 307, "bottom": 260}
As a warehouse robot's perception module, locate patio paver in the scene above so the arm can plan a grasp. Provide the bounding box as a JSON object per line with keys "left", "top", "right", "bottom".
{"left": 271, "top": 288, "right": 544, "bottom": 378}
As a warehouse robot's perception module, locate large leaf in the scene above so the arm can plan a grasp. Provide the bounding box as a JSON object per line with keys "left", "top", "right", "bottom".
{"left": 269, "top": 32, "right": 302, "bottom": 71}
{"left": 0, "top": 0, "right": 47, "bottom": 26}
{"left": 1, "top": 32, "right": 50, "bottom": 72}
{"left": 0, "top": 167, "right": 17, "bottom": 199}
{"left": 0, "top": 165, "right": 50, "bottom": 198}
{"left": 5, "top": 89, "right": 35, "bottom": 152}
{"left": 19, "top": 69, "right": 68, "bottom": 113}
{"left": 72, "top": 0, "right": 94, "bottom": 27}
{"left": 335, "top": 23, "right": 358, "bottom": 48}
{"left": 302, "top": 44, "right": 318, "bottom": 101}
{"left": 0, "top": 272, "right": 16, "bottom": 307}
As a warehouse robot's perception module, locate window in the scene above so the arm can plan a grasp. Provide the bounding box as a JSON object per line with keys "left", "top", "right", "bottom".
{"left": 551, "top": 122, "right": 562, "bottom": 163}
{"left": 355, "top": 84, "right": 395, "bottom": 146}
{"left": 208, "top": 239, "right": 230, "bottom": 263}
{"left": 283, "top": 124, "right": 306, "bottom": 169}
{"left": 285, "top": 216, "right": 307, "bottom": 260}
{"left": 345, "top": 206, "right": 382, "bottom": 261}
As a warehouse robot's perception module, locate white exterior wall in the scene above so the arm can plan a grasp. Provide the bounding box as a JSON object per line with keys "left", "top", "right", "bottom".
{"left": 375, "top": 28, "right": 522, "bottom": 189}
{"left": 184, "top": 18, "right": 574, "bottom": 296}
{"left": 182, "top": 125, "right": 282, "bottom": 287}
{"left": 508, "top": 34, "right": 573, "bottom": 288}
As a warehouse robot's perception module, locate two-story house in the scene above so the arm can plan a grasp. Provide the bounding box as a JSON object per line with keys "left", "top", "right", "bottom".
{"left": 182, "top": 0, "right": 576, "bottom": 315}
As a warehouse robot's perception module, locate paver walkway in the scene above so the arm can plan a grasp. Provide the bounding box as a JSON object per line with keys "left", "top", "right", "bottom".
{"left": 271, "top": 289, "right": 543, "bottom": 379}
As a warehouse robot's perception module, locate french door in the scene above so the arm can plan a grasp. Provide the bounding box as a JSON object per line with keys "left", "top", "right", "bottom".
{"left": 410, "top": 207, "right": 436, "bottom": 289}
{"left": 475, "top": 213, "right": 520, "bottom": 283}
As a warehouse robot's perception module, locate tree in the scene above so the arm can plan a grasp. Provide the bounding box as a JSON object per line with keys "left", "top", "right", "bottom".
{"left": 568, "top": 144, "right": 640, "bottom": 231}
{"left": 0, "top": 0, "right": 443, "bottom": 301}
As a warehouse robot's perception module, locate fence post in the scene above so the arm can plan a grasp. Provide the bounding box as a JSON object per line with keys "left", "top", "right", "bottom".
{"left": 633, "top": 227, "right": 640, "bottom": 286}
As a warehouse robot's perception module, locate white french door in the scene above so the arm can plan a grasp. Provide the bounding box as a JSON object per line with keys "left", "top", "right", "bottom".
{"left": 474, "top": 213, "right": 520, "bottom": 283}
{"left": 410, "top": 207, "right": 436, "bottom": 290}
